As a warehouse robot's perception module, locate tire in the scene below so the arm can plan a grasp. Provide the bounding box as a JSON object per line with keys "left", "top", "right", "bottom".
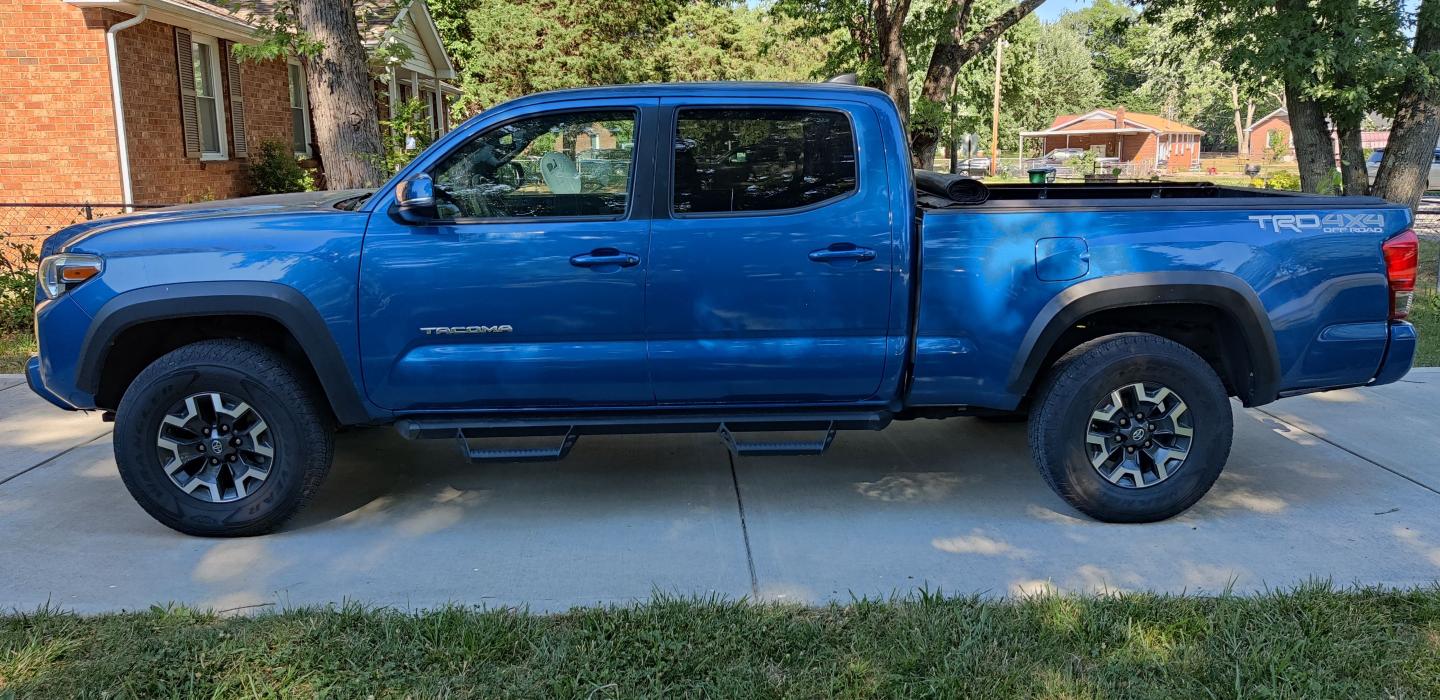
{"left": 113, "top": 339, "right": 334, "bottom": 536}
{"left": 1026, "top": 333, "right": 1232, "bottom": 523}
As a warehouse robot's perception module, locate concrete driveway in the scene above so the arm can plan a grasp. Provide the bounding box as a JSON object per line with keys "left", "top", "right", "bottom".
{"left": 1, "top": 371, "right": 1438, "bottom": 614}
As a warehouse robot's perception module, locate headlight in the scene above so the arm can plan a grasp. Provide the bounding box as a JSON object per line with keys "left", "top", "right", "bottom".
{"left": 38, "top": 253, "right": 104, "bottom": 299}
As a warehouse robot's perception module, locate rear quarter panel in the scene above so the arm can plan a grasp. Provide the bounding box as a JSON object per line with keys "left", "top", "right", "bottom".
{"left": 910, "top": 200, "right": 1412, "bottom": 410}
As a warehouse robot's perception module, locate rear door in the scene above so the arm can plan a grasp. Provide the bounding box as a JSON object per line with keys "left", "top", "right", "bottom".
{"left": 359, "top": 99, "right": 658, "bottom": 410}
{"left": 645, "top": 100, "right": 895, "bottom": 404}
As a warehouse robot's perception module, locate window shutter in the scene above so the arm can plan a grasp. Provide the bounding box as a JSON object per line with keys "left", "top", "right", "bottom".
{"left": 224, "top": 40, "right": 248, "bottom": 158}
{"left": 175, "top": 28, "right": 200, "bottom": 158}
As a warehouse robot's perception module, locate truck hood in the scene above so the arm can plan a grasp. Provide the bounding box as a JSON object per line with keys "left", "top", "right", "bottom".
{"left": 43, "top": 190, "right": 375, "bottom": 256}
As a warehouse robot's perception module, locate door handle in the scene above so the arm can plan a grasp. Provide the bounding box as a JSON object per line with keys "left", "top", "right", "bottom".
{"left": 808, "top": 243, "right": 877, "bottom": 263}
{"left": 570, "top": 248, "right": 641, "bottom": 268}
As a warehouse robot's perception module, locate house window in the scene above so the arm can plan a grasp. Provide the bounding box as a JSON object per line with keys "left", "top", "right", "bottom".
{"left": 288, "top": 62, "right": 311, "bottom": 156}
{"left": 191, "top": 35, "right": 226, "bottom": 159}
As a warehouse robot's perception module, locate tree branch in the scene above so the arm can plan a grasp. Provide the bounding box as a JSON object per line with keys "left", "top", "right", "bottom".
{"left": 949, "top": 0, "right": 1046, "bottom": 67}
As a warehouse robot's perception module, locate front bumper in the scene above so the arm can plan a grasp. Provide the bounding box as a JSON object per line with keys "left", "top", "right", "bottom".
{"left": 1370, "top": 321, "right": 1417, "bottom": 387}
{"left": 25, "top": 355, "right": 74, "bottom": 410}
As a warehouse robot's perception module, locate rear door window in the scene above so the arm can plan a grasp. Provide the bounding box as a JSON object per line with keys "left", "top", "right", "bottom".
{"left": 672, "top": 108, "right": 857, "bottom": 215}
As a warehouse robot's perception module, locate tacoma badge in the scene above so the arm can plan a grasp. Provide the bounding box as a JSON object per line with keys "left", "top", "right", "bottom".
{"left": 420, "top": 325, "right": 514, "bottom": 335}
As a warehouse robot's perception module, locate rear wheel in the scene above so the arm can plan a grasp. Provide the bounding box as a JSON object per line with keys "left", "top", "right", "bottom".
{"left": 114, "top": 340, "right": 333, "bottom": 536}
{"left": 1026, "top": 333, "right": 1232, "bottom": 522}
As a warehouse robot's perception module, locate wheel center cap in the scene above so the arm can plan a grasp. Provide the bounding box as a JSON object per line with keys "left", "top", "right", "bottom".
{"left": 1129, "top": 427, "right": 1148, "bottom": 442}
{"left": 210, "top": 439, "right": 225, "bottom": 455}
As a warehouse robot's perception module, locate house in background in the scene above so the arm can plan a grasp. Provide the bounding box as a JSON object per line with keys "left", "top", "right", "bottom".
{"left": 0, "top": 0, "right": 458, "bottom": 220}
{"left": 1245, "top": 108, "right": 1292, "bottom": 159}
{"left": 1244, "top": 108, "right": 1391, "bottom": 161}
{"left": 1020, "top": 108, "right": 1205, "bottom": 173}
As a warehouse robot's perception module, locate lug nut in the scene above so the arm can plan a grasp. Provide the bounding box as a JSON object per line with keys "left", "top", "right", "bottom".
{"left": 1126, "top": 446, "right": 1135, "bottom": 453}
{"left": 231, "top": 437, "right": 242, "bottom": 447}
{"left": 219, "top": 425, "right": 229, "bottom": 434}
{"left": 1120, "top": 419, "right": 1128, "bottom": 427}
{"left": 1144, "top": 441, "right": 1152, "bottom": 447}
{"left": 196, "top": 444, "right": 206, "bottom": 452}
{"left": 227, "top": 454, "right": 237, "bottom": 462}
{"left": 210, "top": 457, "right": 219, "bottom": 465}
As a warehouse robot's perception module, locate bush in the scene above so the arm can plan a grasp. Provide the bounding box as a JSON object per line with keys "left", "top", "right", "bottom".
{"left": 1267, "top": 171, "right": 1301, "bottom": 191}
{"left": 247, "top": 140, "right": 315, "bottom": 195}
{"left": 379, "top": 98, "right": 435, "bottom": 176}
{"left": 0, "top": 240, "right": 38, "bottom": 335}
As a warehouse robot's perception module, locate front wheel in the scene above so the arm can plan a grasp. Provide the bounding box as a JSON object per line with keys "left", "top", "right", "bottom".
{"left": 1027, "top": 333, "right": 1233, "bottom": 522}
{"left": 113, "top": 340, "right": 334, "bottom": 536}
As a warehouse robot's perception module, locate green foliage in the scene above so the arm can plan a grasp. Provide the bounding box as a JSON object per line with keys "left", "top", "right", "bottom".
{"left": 378, "top": 98, "right": 434, "bottom": 176}
{"left": 1267, "top": 129, "right": 1288, "bottom": 162}
{"left": 1069, "top": 150, "right": 1098, "bottom": 175}
{"left": 246, "top": 140, "right": 316, "bottom": 195}
{"left": 446, "top": 1, "right": 828, "bottom": 116}
{"left": 0, "top": 240, "right": 37, "bottom": 335}
{"left": 1267, "top": 170, "right": 1302, "bottom": 190}
{"left": 226, "top": 0, "right": 324, "bottom": 63}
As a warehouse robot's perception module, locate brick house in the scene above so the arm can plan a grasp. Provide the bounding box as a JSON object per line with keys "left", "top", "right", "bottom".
{"left": 1245, "top": 108, "right": 1292, "bottom": 160}
{"left": 1020, "top": 108, "right": 1205, "bottom": 174}
{"left": 0, "top": 0, "right": 458, "bottom": 215}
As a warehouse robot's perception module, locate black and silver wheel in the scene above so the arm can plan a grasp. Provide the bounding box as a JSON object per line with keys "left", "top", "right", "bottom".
{"left": 115, "top": 339, "right": 334, "bottom": 537}
{"left": 1028, "top": 333, "right": 1232, "bottom": 522}
{"left": 157, "top": 392, "right": 276, "bottom": 503}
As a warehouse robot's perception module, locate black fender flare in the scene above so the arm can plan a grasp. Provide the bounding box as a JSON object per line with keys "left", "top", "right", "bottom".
{"left": 75, "top": 281, "right": 379, "bottom": 425}
{"left": 1006, "top": 271, "right": 1281, "bottom": 407}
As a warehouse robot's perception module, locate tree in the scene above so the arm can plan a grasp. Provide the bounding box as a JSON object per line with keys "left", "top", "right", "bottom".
{"left": 1145, "top": 0, "right": 1410, "bottom": 194}
{"left": 1371, "top": 0, "right": 1440, "bottom": 209}
{"left": 777, "top": 0, "right": 1048, "bottom": 167}
{"left": 233, "top": 0, "right": 387, "bottom": 188}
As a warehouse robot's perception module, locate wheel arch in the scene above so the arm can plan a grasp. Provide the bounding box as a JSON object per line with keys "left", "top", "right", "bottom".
{"left": 1008, "top": 272, "right": 1281, "bottom": 407}
{"left": 76, "top": 281, "right": 377, "bottom": 425}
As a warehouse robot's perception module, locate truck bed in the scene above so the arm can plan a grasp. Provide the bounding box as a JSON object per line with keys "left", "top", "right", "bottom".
{"left": 908, "top": 185, "right": 1413, "bottom": 410}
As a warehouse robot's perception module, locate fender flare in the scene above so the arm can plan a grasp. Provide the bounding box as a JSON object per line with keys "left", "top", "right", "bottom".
{"left": 1006, "top": 271, "right": 1281, "bottom": 407}
{"left": 75, "top": 281, "right": 378, "bottom": 425}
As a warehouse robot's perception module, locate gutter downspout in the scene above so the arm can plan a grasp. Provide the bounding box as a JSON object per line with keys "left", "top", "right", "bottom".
{"left": 105, "top": 6, "right": 147, "bottom": 212}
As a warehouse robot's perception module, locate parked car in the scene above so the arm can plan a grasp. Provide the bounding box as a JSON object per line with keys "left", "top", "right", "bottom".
{"left": 1367, "top": 148, "right": 1440, "bottom": 191}
{"left": 27, "top": 82, "right": 1418, "bottom": 536}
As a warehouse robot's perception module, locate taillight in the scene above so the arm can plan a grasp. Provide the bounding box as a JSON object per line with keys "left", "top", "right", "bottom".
{"left": 1383, "top": 229, "right": 1419, "bottom": 320}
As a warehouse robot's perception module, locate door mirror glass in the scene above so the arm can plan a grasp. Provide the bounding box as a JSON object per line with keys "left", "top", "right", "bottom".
{"left": 395, "top": 173, "right": 437, "bottom": 223}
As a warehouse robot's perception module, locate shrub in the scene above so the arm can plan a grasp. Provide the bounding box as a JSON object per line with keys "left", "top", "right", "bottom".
{"left": 247, "top": 140, "right": 316, "bottom": 195}
{"left": 378, "top": 98, "right": 435, "bottom": 176}
{"left": 0, "top": 240, "right": 38, "bottom": 335}
{"left": 1070, "top": 150, "right": 1097, "bottom": 176}
{"left": 1267, "top": 171, "right": 1301, "bottom": 191}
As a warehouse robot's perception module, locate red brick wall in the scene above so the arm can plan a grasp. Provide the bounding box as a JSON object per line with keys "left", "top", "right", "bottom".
{"left": 117, "top": 18, "right": 291, "bottom": 204}
{"left": 0, "top": 3, "right": 124, "bottom": 205}
{"left": 1249, "top": 118, "right": 1292, "bottom": 159}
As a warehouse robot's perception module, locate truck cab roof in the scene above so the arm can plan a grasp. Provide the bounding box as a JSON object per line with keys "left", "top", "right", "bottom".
{"left": 493, "top": 81, "right": 894, "bottom": 110}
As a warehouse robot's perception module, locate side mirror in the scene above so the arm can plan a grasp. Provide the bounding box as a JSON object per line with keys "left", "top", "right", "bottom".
{"left": 395, "top": 173, "right": 438, "bottom": 224}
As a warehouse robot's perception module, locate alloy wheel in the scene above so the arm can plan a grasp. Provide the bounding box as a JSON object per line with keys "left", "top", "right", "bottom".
{"left": 1085, "top": 382, "right": 1194, "bottom": 489}
{"left": 155, "top": 392, "right": 275, "bottom": 503}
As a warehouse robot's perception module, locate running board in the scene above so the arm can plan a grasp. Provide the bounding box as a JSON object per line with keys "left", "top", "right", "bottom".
{"left": 718, "top": 422, "right": 836, "bottom": 457}
{"left": 395, "top": 410, "right": 887, "bottom": 464}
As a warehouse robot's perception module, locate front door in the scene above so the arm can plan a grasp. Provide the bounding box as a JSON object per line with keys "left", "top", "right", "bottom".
{"left": 646, "top": 102, "right": 895, "bottom": 404}
{"left": 359, "top": 101, "right": 658, "bottom": 410}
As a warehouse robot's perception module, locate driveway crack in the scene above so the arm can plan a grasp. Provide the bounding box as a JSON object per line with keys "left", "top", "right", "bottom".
{"left": 1253, "top": 407, "right": 1440, "bottom": 498}
{"left": 0, "top": 430, "right": 112, "bottom": 488}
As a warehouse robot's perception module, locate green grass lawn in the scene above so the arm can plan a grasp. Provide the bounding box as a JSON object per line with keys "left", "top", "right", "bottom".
{"left": 0, "top": 332, "right": 34, "bottom": 374}
{"left": 2, "top": 587, "right": 1437, "bottom": 698}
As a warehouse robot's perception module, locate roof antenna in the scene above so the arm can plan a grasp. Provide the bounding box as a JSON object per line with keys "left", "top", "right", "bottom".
{"left": 827, "top": 73, "right": 858, "bottom": 84}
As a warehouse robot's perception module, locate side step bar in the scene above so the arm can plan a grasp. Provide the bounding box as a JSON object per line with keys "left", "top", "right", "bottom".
{"left": 396, "top": 410, "right": 888, "bottom": 464}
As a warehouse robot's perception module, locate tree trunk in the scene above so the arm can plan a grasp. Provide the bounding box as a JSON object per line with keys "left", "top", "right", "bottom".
{"left": 908, "top": 0, "right": 1046, "bottom": 167}
{"left": 1284, "top": 82, "right": 1336, "bottom": 193}
{"left": 1231, "top": 84, "right": 1245, "bottom": 156}
{"left": 1335, "top": 116, "right": 1369, "bottom": 195}
{"left": 872, "top": 0, "right": 911, "bottom": 126}
{"left": 296, "top": 0, "right": 386, "bottom": 189}
{"left": 1372, "top": 0, "right": 1440, "bottom": 210}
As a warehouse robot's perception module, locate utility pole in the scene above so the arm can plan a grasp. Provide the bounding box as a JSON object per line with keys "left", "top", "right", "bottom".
{"left": 989, "top": 39, "right": 1005, "bottom": 177}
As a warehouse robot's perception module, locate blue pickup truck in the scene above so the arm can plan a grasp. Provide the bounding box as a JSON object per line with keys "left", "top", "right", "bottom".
{"left": 27, "top": 82, "right": 1420, "bottom": 536}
